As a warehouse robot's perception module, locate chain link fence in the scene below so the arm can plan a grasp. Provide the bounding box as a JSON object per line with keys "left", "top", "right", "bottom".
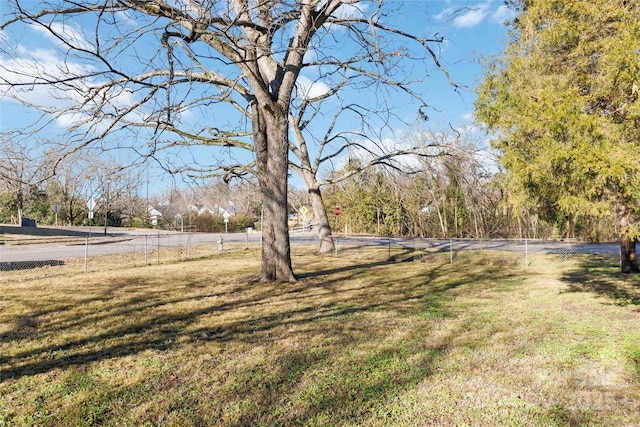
{"left": 0, "top": 229, "right": 621, "bottom": 281}
{"left": 332, "top": 236, "right": 620, "bottom": 272}
{"left": 0, "top": 231, "right": 259, "bottom": 277}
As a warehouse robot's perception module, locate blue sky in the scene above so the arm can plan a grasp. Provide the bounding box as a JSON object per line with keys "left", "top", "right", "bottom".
{"left": 0, "top": 1, "right": 515, "bottom": 195}
{"left": 417, "top": 0, "right": 516, "bottom": 125}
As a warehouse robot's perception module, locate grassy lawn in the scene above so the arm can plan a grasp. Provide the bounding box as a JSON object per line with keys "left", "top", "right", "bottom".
{"left": 1, "top": 246, "right": 639, "bottom": 426}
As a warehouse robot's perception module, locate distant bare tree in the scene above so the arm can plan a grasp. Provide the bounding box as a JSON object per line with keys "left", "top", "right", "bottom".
{"left": 0, "top": 138, "right": 54, "bottom": 224}
{"left": 324, "top": 127, "right": 506, "bottom": 238}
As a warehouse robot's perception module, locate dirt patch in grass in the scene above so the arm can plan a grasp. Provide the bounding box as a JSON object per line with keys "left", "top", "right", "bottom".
{"left": 1, "top": 248, "right": 639, "bottom": 426}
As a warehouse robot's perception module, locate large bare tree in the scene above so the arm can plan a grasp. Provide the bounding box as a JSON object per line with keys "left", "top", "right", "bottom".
{"left": 1, "top": 0, "right": 454, "bottom": 280}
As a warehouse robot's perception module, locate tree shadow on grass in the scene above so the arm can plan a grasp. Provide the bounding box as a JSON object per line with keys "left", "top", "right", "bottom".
{"left": 559, "top": 254, "right": 640, "bottom": 309}
{"left": 2, "top": 251, "right": 523, "bottom": 425}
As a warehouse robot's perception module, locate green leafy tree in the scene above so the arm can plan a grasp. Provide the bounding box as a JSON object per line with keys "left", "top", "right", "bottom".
{"left": 476, "top": 0, "right": 640, "bottom": 272}
{"left": 0, "top": 192, "right": 17, "bottom": 223}
{"left": 23, "top": 185, "right": 53, "bottom": 225}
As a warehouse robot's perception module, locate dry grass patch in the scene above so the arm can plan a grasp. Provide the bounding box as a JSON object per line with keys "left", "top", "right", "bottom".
{"left": 1, "top": 248, "right": 639, "bottom": 426}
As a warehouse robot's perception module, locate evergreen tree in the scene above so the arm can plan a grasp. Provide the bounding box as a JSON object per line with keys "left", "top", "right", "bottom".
{"left": 476, "top": 0, "right": 640, "bottom": 272}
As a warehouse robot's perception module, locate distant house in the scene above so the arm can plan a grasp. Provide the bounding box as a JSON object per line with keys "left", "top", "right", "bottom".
{"left": 148, "top": 205, "right": 162, "bottom": 226}
{"left": 218, "top": 207, "right": 232, "bottom": 217}
{"left": 189, "top": 205, "right": 215, "bottom": 216}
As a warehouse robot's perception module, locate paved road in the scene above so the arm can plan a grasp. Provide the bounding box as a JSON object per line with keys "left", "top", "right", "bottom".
{"left": 0, "top": 227, "right": 620, "bottom": 265}
{"left": 1, "top": 229, "right": 258, "bottom": 263}
{"left": 379, "top": 236, "right": 620, "bottom": 256}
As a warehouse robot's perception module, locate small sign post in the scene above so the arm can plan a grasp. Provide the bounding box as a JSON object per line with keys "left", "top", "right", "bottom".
{"left": 223, "top": 211, "right": 230, "bottom": 234}
{"left": 52, "top": 204, "right": 60, "bottom": 226}
{"left": 334, "top": 206, "right": 341, "bottom": 231}
{"left": 87, "top": 198, "right": 96, "bottom": 236}
{"left": 299, "top": 205, "right": 308, "bottom": 231}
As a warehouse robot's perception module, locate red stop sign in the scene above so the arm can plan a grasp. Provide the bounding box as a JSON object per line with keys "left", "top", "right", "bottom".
{"left": 334, "top": 206, "right": 341, "bottom": 216}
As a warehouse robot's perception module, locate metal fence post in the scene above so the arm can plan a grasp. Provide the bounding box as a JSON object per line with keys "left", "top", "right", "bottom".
{"left": 450, "top": 238, "right": 453, "bottom": 264}
{"left": 84, "top": 236, "right": 89, "bottom": 273}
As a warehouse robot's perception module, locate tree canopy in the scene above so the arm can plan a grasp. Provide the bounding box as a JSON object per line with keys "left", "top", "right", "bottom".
{"left": 475, "top": 0, "right": 640, "bottom": 270}
{"left": 1, "top": 0, "right": 453, "bottom": 281}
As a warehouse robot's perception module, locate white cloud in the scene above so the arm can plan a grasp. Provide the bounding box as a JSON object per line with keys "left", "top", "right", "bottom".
{"left": 296, "top": 75, "right": 331, "bottom": 100}
{"left": 322, "top": 2, "right": 369, "bottom": 31}
{"left": 340, "top": 131, "right": 432, "bottom": 174}
{"left": 114, "top": 11, "right": 138, "bottom": 27}
{"left": 0, "top": 29, "right": 99, "bottom": 123}
{"left": 0, "top": 47, "right": 90, "bottom": 108}
{"left": 452, "top": 3, "right": 490, "bottom": 28}
{"left": 434, "top": 7, "right": 455, "bottom": 22}
{"left": 32, "top": 22, "right": 93, "bottom": 51}
{"left": 490, "top": 5, "right": 518, "bottom": 25}
{"left": 462, "top": 113, "right": 474, "bottom": 122}
{"left": 53, "top": 109, "right": 95, "bottom": 129}
{"left": 444, "top": 2, "right": 517, "bottom": 28}
{"left": 333, "top": 2, "right": 368, "bottom": 20}
{"left": 0, "top": 39, "right": 145, "bottom": 131}
{"left": 303, "top": 47, "right": 317, "bottom": 64}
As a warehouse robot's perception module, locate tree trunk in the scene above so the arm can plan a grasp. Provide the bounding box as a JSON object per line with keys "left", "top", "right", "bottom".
{"left": 620, "top": 235, "right": 639, "bottom": 274}
{"left": 15, "top": 188, "right": 24, "bottom": 225}
{"left": 253, "top": 103, "right": 296, "bottom": 282}
{"left": 289, "top": 111, "right": 336, "bottom": 254}
{"left": 300, "top": 165, "right": 334, "bottom": 253}
{"left": 307, "top": 186, "right": 335, "bottom": 253}
{"left": 616, "top": 201, "right": 639, "bottom": 274}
